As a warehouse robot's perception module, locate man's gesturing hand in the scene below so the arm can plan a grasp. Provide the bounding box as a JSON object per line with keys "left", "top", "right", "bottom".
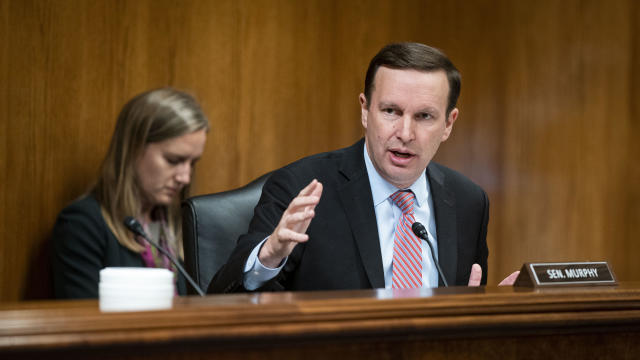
{"left": 467, "top": 263, "right": 521, "bottom": 287}
{"left": 258, "top": 179, "right": 323, "bottom": 268}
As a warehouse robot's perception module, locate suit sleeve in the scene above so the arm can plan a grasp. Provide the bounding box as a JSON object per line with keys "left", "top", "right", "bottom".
{"left": 51, "top": 202, "right": 108, "bottom": 299}
{"left": 207, "top": 167, "right": 302, "bottom": 293}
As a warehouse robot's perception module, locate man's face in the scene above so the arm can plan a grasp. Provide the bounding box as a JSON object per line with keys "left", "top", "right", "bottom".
{"left": 360, "top": 67, "right": 458, "bottom": 189}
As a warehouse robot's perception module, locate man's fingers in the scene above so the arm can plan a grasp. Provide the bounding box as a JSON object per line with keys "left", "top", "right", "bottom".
{"left": 467, "top": 263, "right": 482, "bottom": 287}
{"left": 498, "top": 271, "right": 520, "bottom": 286}
{"left": 282, "top": 208, "right": 315, "bottom": 225}
{"left": 260, "top": 180, "right": 322, "bottom": 266}
{"left": 287, "top": 195, "right": 321, "bottom": 211}
{"left": 310, "top": 181, "right": 323, "bottom": 197}
{"left": 274, "top": 228, "right": 309, "bottom": 243}
{"left": 298, "top": 179, "right": 321, "bottom": 197}
{"left": 297, "top": 179, "right": 316, "bottom": 196}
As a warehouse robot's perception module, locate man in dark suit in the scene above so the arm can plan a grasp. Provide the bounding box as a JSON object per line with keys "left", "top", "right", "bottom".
{"left": 209, "top": 42, "right": 496, "bottom": 293}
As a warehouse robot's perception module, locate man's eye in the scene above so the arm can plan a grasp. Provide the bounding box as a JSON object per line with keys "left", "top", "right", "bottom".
{"left": 383, "top": 108, "right": 395, "bottom": 114}
{"left": 418, "top": 113, "right": 432, "bottom": 120}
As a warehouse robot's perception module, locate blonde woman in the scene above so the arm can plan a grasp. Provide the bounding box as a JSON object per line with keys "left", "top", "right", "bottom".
{"left": 52, "top": 88, "right": 209, "bottom": 299}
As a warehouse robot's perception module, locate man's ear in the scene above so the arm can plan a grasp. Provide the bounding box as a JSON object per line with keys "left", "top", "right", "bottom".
{"left": 359, "top": 93, "right": 368, "bottom": 129}
{"left": 441, "top": 107, "right": 458, "bottom": 142}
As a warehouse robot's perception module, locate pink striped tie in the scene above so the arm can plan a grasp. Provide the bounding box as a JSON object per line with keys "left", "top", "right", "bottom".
{"left": 390, "top": 190, "right": 422, "bottom": 289}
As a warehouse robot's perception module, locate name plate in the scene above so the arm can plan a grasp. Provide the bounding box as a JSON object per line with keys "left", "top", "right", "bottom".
{"left": 514, "top": 261, "right": 617, "bottom": 287}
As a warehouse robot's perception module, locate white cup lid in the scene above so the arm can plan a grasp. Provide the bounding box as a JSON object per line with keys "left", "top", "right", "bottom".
{"left": 100, "top": 267, "right": 173, "bottom": 284}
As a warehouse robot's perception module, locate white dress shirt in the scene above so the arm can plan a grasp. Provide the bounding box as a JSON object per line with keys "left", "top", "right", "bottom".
{"left": 363, "top": 145, "right": 439, "bottom": 288}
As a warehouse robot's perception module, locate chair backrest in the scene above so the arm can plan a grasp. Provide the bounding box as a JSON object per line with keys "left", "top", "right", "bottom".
{"left": 181, "top": 172, "right": 271, "bottom": 295}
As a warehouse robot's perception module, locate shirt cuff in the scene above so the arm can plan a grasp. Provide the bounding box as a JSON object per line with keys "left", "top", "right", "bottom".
{"left": 243, "top": 237, "right": 287, "bottom": 290}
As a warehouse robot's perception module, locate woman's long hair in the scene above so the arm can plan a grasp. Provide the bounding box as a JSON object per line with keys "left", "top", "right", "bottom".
{"left": 94, "top": 88, "right": 209, "bottom": 255}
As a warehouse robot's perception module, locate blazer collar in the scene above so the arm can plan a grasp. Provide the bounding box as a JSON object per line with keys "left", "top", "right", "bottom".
{"left": 336, "top": 139, "right": 386, "bottom": 288}
{"left": 426, "top": 163, "right": 458, "bottom": 286}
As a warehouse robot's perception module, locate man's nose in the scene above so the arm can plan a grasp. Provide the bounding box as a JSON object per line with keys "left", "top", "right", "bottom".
{"left": 396, "top": 116, "right": 415, "bottom": 142}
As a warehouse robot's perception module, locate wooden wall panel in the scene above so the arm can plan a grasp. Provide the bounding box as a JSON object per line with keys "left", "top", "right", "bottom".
{"left": 403, "top": 0, "right": 639, "bottom": 284}
{"left": 1, "top": 0, "right": 638, "bottom": 301}
{"left": 626, "top": 0, "right": 640, "bottom": 282}
{"left": 0, "top": 0, "right": 8, "bottom": 302}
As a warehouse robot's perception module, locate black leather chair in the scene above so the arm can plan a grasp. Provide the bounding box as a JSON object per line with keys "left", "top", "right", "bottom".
{"left": 182, "top": 172, "right": 271, "bottom": 295}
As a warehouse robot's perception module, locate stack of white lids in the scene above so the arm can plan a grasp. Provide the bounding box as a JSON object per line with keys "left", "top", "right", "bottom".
{"left": 99, "top": 267, "right": 175, "bottom": 312}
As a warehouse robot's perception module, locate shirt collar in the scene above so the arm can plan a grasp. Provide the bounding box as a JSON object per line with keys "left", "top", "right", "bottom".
{"left": 363, "top": 143, "right": 428, "bottom": 208}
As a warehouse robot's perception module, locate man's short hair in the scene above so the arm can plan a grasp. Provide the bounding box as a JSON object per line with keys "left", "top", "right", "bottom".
{"left": 364, "top": 42, "right": 461, "bottom": 116}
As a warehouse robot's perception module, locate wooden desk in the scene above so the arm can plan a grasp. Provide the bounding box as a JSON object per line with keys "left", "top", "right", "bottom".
{"left": 2, "top": 283, "right": 640, "bottom": 359}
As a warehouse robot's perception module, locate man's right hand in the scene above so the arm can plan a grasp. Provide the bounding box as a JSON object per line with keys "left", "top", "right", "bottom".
{"left": 258, "top": 179, "right": 323, "bottom": 268}
{"left": 467, "top": 263, "right": 520, "bottom": 287}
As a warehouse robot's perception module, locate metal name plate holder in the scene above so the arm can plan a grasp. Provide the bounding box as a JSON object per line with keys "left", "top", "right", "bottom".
{"left": 514, "top": 261, "right": 617, "bottom": 287}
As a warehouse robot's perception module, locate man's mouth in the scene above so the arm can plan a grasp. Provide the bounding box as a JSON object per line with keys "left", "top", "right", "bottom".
{"left": 391, "top": 150, "right": 413, "bottom": 158}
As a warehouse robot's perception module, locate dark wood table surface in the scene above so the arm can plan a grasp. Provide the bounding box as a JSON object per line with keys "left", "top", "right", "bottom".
{"left": 2, "top": 283, "right": 640, "bottom": 359}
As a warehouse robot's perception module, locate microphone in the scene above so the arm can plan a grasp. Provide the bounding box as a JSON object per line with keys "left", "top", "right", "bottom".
{"left": 123, "top": 216, "right": 205, "bottom": 296}
{"left": 411, "top": 222, "right": 449, "bottom": 287}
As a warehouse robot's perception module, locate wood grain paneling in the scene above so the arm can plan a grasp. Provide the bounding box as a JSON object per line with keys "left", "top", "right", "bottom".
{"left": 629, "top": 0, "right": 640, "bottom": 283}
{"left": 0, "top": 0, "right": 8, "bottom": 302}
{"left": 1, "top": 0, "right": 638, "bottom": 301}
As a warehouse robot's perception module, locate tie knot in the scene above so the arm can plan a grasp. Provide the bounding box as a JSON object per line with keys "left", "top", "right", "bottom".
{"left": 389, "top": 190, "right": 416, "bottom": 214}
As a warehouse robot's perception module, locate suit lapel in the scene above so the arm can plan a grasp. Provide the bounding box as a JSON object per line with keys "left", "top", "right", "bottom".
{"left": 336, "top": 140, "right": 385, "bottom": 289}
{"left": 427, "top": 164, "right": 458, "bottom": 286}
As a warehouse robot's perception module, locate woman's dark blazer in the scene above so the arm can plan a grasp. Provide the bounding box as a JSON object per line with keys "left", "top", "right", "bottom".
{"left": 51, "top": 194, "right": 186, "bottom": 299}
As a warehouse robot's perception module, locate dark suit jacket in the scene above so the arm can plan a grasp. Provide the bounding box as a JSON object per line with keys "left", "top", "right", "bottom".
{"left": 51, "top": 194, "right": 186, "bottom": 299}
{"left": 208, "top": 139, "right": 488, "bottom": 293}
